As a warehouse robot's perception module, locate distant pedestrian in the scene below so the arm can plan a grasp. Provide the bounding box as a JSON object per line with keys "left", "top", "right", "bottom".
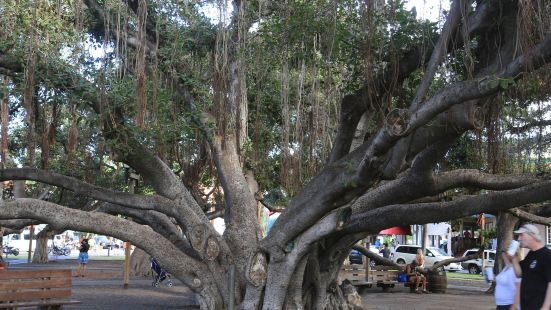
{"left": 494, "top": 251, "right": 521, "bottom": 310}
{"left": 379, "top": 243, "right": 391, "bottom": 259}
{"left": 511, "top": 224, "right": 551, "bottom": 310}
{"left": 76, "top": 239, "right": 90, "bottom": 277}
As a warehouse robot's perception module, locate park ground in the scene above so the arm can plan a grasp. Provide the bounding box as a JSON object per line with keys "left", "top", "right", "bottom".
{"left": 3, "top": 250, "right": 495, "bottom": 309}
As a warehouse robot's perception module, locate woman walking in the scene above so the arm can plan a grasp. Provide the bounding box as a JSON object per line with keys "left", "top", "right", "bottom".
{"left": 494, "top": 252, "right": 521, "bottom": 310}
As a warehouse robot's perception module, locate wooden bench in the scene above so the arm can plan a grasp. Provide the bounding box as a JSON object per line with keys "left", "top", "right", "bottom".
{"left": 340, "top": 263, "right": 403, "bottom": 292}
{"left": 368, "top": 267, "right": 399, "bottom": 292}
{"left": 0, "top": 269, "right": 80, "bottom": 309}
{"left": 339, "top": 264, "right": 373, "bottom": 288}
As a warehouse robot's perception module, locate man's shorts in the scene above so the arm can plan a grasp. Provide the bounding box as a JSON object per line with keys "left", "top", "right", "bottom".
{"left": 78, "top": 252, "right": 89, "bottom": 264}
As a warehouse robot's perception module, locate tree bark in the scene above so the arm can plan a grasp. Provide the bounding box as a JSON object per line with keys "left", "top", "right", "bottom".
{"left": 493, "top": 211, "right": 518, "bottom": 274}
{"left": 130, "top": 247, "right": 152, "bottom": 277}
{"left": 32, "top": 226, "right": 57, "bottom": 263}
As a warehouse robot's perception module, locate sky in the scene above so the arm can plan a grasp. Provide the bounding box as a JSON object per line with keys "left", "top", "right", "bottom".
{"left": 404, "top": 0, "right": 450, "bottom": 23}
{"left": 199, "top": 0, "right": 451, "bottom": 24}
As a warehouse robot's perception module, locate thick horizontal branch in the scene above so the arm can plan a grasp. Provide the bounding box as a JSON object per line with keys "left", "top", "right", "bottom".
{"left": 0, "top": 219, "right": 39, "bottom": 231}
{"left": 0, "top": 198, "right": 210, "bottom": 290}
{"left": 352, "top": 245, "right": 401, "bottom": 269}
{"left": 509, "top": 208, "right": 551, "bottom": 226}
{"left": 0, "top": 168, "right": 177, "bottom": 215}
{"left": 344, "top": 180, "right": 551, "bottom": 234}
{"left": 98, "top": 203, "right": 201, "bottom": 259}
{"left": 433, "top": 170, "right": 538, "bottom": 191}
{"left": 351, "top": 138, "right": 457, "bottom": 214}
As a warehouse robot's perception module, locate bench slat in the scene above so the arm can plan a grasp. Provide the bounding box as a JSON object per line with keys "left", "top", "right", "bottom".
{"left": 0, "top": 299, "right": 81, "bottom": 309}
{"left": 0, "top": 277, "right": 71, "bottom": 290}
{"left": 0, "top": 289, "right": 71, "bottom": 302}
{"left": 0, "top": 269, "right": 71, "bottom": 280}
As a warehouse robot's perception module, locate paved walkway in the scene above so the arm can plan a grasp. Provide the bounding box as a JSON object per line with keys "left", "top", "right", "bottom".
{"left": 67, "top": 279, "right": 198, "bottom": 310}
{"left": 361, "top": 285, "right": 494, "bottom": 310}
{"left": 3, "top": 258, "right": 496, "bottom": 309}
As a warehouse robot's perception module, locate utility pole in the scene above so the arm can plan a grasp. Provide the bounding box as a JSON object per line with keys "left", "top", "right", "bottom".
{"left": 27, "top": 225, "right": 34, "bottom": 263}
{"left": 123, "top": 170, "right": 139, "bottom": 289}
{"left": 480, "top": 214, "right": 485, "bottom": 271}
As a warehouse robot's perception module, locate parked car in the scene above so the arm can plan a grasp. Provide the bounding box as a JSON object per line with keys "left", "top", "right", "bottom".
{"left": 349, "top": 249, "right": 363, "bottom": 264}
{"left": 96, "top": 236, "right": 121, "bottom": 249}
{"left": 348, "top": 246, "right": 380, "bottom": 266}
{"left": 391, "top": 244, "right": 463, "bottom": 272}
{"left": 461, "top": 249, "right": 496, "bottom": 274}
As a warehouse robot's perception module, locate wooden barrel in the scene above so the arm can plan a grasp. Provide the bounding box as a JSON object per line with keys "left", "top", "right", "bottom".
{"left": 426, "top": 269, "right": 447, "bottom": 293}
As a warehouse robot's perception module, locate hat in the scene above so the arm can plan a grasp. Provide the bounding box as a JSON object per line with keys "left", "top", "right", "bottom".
{"left": 514, "top": 224, "right": 542, "bottom": 242}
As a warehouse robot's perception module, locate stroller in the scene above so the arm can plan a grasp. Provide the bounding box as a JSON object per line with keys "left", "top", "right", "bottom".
{"left": 150, "top": 257, "right": 173, "bottom": 287}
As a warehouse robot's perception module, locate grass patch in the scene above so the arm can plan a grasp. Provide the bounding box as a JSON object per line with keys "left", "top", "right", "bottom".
{"left": 447, "top": 272, "right": 484, "bottom": 281}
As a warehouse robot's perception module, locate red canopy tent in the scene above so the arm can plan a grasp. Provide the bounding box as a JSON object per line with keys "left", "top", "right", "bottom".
{"left": 379, "top": 226, "right": 412, "bottom": 235}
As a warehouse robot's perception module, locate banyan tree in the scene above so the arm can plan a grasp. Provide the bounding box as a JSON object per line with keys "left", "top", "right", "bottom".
{"left": 1, "top": 0, "right": 551, "bottom": 308}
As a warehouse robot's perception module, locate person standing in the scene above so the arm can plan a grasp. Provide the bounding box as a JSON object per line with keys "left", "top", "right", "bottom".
{"left": 512, "top": 224, "right": 551, "bottom": 310}
{"left": 76, "top": 239, "right": 90, "bottom": 277}
{"left": 494, "top": 252, "right": 521, "bottom": 310}
{"left": 379, "top": 243, "right": 391, "bottom": 259}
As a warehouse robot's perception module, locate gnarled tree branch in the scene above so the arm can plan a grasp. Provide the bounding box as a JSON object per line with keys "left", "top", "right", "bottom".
{"left": 509, "top": 208, "right": 551, "bottom": 226}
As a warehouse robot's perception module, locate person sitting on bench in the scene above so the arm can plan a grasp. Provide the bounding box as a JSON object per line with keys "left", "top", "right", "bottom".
{"left": 406, "top": 260, "right": 430, "bottom": 294}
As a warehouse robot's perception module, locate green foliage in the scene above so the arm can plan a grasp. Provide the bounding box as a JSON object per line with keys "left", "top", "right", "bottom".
{"left": 4, "top": 0, "right": 548, "bottom": 218}
{"left": 483, "top": 227, "right": 497, "bottom": 240}
{"left": 263, "top": 187, "right": 289, "bottom": 208}
{"left": 446, "top": 135, "right": 483, "bottom": 170}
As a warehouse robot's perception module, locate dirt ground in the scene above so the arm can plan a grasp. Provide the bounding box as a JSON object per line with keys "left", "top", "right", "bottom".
{"left": 4, "top": 259, "right": 495, "bottom": 309}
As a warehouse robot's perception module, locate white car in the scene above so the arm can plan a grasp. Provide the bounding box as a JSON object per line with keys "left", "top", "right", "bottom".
{"left": 392, "top": 245, "right": 463, "bottom": 272}
{"left": 461, "top": 249, "right": 496, "bottom": 274}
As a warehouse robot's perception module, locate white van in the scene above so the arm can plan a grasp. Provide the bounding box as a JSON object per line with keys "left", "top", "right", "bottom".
{"left": 3, "top": 229, "right": 77, "bottom": 252}
{"left": 2, "top": 230, "right": 38, "bottom": 251}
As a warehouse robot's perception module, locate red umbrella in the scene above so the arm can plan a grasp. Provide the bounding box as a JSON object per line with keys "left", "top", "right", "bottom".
{"left": 379, "top": 226, "right": 412, "bottom": 235}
